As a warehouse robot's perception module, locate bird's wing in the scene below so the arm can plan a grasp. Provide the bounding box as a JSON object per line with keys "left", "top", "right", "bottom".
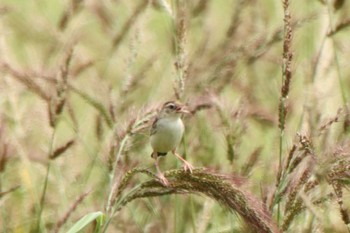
{"left": 150, "top": 117, "right": 158, "bottom": 135}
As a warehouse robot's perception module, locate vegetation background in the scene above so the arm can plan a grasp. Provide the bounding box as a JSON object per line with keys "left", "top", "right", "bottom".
{"left": 0, "top": 0, "right": 350, "bottom": 232}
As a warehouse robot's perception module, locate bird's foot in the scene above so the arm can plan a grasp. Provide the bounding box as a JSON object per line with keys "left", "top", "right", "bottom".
{"left": 183, "top": 161, "right": 194, "bottom": 173}
{"left": 157, "top": 173, "right": 169, "bottom": 186}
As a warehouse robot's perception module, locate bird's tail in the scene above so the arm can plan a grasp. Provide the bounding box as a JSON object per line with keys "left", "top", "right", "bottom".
{"left": 151, "top": 151, "right": 156, "bottom": 158}
{"left": 151, "top": 152, "right": 167, "bottom": 158}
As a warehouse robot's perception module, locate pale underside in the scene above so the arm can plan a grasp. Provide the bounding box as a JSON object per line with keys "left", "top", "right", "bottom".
{"left": 150, "top": 116, "right": 184, "bottom": 154}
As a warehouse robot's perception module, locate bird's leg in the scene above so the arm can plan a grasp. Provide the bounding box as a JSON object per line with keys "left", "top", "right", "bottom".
{"left": 154, "top": 156, "right": 169, "bottom": 186}
{"left": 172, "top": 150, "right": 194, "bottom": 173}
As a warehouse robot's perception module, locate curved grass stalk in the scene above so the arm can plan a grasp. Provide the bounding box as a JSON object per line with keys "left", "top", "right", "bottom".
{"left": 102, "top": 167, "right": 280, "bottom": 233}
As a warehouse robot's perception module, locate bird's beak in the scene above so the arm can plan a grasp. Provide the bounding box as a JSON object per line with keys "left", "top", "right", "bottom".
{"left": 176, "top": 105, "right": 190, "bottom": 114}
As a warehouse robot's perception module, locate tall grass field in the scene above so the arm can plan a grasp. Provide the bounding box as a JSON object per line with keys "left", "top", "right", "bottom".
{"left": 1, "top": 0, "right": 350, "bottom": 232}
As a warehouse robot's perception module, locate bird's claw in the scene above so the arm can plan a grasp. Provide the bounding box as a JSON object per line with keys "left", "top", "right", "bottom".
{"left": 183, "top": 161, "right": 194, "bottom": 173}
{"left": 157, "top": 173, "right": 169, "bottom": 186}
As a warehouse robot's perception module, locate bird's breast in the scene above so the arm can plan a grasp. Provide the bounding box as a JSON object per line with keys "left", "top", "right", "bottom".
{"left": 150, "top": 117, "right": 184, "bottom": 153}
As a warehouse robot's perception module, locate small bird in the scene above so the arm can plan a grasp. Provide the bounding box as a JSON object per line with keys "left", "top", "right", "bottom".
{"left": 150, "top": 101, "right": 193, "bottom": 185}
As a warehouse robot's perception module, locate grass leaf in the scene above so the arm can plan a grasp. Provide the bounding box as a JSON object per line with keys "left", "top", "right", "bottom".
{"left": 67, "top": 211, "right": 105, "bottom": 233}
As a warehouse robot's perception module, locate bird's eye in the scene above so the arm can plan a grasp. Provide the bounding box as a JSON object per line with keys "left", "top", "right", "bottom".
{"left": 168, "top": 104, "right": 176, "bottom": 110}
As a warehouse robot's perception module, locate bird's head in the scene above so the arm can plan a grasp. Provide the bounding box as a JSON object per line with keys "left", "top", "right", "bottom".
{"left": 159, "top": 101, "right": 190, "bottom": 118}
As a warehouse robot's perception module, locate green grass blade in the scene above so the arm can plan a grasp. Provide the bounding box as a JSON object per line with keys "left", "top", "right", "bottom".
{"left": 67, "top": 211, "right": 105, "bottom": 233}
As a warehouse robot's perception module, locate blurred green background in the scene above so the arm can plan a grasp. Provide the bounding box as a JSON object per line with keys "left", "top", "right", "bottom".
{"left": 1, "top": 0, "right": 350, "bottom": 232}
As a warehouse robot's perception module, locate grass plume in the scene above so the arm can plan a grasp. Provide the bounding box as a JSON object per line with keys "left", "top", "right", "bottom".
{"left": 109, "top": 168, "right": 280, "bottom": 233}
{"left": 1, "top": 0, "right": 350, "bottom": 232}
